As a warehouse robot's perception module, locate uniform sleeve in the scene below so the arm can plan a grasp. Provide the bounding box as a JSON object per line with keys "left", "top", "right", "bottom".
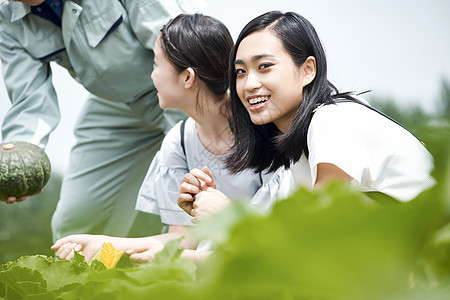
{"left": 135, "top": 121, "right": 193, "bottom": 226}
{"left": 0, "top": 22, "right": 60, "bottom": 148}
{"left": 122, "top": 0, "right": 207, "bottom": 50}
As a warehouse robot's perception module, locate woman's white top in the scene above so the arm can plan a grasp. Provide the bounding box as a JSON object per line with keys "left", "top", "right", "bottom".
{"left": 136, "top": 117, "right": 293, "bottom": 226}
{"left": 291, "top": 100, "right": 435, "bottom": 202}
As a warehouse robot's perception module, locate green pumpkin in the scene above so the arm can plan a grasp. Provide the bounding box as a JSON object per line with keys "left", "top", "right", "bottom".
{"left": 0, "top": 142, "right": 51, "bottom": 198}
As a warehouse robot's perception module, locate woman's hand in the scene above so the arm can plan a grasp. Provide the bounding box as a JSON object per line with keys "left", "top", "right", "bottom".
{"left": 178, "top": 166, "right": 216, "bottom": 216}
{"left": 125, "top": 238, "right": 166, "bottom": 265}
{"left": 51, "top": 234, "right": 107, "bottom": 262}
{"left": 191, "top": 187, "right": 231, "bottom": 223}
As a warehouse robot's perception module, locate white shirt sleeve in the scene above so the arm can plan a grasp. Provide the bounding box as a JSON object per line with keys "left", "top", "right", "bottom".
{"left": 307, "top": 102, "right": 435, "bottom": 201}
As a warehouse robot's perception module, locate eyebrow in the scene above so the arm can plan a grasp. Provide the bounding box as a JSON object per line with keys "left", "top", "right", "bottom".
{"left": 234, "top": 53, "right": 275, "bottom": 65}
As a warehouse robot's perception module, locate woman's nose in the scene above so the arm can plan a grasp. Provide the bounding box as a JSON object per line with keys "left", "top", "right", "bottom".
{"left": 244, "top": 71, "right": 262, "bottom": 91}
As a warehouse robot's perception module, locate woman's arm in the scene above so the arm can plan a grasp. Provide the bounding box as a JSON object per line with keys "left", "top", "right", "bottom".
{"left": 51, "top": 225, "right": 196, "bottom": 263}
{"left": 179, "top": 249, "right": 212, "bottom": 263}
{"left": 315, "top": 163, "right": 351, "bottom": 188}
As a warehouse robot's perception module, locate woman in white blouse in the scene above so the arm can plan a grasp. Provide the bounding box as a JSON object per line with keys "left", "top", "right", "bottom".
{"left": 184, "top": 11, "right": 435, "bottom": 222}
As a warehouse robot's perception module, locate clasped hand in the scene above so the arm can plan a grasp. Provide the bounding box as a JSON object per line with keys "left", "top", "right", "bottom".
{"left": 177, "top": 166, "right": 231, "bottom": 222}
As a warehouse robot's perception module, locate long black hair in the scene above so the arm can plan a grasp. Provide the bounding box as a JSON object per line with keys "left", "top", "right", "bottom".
{"left": 160, "top": 13, "right": 233, "bottom": 100}
{"left": 226, "top": 11, "right": 355, "bottom": 174}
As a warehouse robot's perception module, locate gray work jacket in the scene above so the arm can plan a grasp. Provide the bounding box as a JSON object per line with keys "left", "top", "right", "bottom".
{"left": 0, "top": 0, "right": 206, "bottom": 147}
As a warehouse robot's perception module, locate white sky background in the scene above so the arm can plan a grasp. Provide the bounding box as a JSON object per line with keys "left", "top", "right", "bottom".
{"left": 1, "top": 0, "right": 450, "bottom": 173}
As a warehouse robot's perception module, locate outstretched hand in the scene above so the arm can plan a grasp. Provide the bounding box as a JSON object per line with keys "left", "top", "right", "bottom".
{"left": 51, "top": 234, "right": 107, "bottom": 262}
{"left": 124, "top": 238, "right": 166, "bottom": 265}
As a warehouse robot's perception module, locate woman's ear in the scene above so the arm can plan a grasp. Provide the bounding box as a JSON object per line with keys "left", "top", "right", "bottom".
{"left": 183, "top": 67, "right": 197, "bottom": 89}
{"left": 301, "top": 56, "right": 316, "bottom": 87}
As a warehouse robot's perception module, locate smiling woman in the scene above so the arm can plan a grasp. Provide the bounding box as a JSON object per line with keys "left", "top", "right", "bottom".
{"left": 2, "top": 0, "right": 449, "bottom": 174}
{"left": 225, "top": 10, "right": 435, "bottom": 202}
{"left": 234, "top": 30, "right": 315, "bottom": 132}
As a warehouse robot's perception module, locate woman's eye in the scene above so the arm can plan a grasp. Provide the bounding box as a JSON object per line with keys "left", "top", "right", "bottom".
{"left": 235, "top": 68, "right": 246, "bottom": 75}
{"left": 259, "top": 63, "right": 272, "bottom": 70}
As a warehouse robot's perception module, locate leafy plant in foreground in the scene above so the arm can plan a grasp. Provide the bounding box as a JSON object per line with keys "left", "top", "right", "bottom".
{"left": 1, "top": 125, "right": 449, "bottom": 300}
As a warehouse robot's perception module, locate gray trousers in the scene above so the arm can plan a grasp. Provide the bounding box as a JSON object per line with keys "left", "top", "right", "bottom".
{"left": 51, "top": 91, "right": 184, "bottom": 241}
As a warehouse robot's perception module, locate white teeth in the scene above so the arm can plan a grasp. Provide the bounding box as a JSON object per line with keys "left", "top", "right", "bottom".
{"left": 249, "top": 96, "right": 269, "bottom": 105}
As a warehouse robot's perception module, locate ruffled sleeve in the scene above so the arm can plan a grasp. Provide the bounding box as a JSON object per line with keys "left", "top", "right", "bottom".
{"left": 135, "top": 121, "right": 193, "bottom": 226}
{"left": 250, "top": 167, "right": 295, "bottom": 213}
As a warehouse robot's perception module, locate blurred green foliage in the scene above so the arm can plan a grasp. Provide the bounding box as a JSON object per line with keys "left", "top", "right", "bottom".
{"left": 1, "top": 80, "right": 449, "bottom": 299}
{"left": 1, "top": 136, "right": 449, "bottom": 298}
{"left": 368, "top": 77, "right": 450, "bottom": 137}
{"left": 0, "top": 174, "right": 62, "bottom": 264}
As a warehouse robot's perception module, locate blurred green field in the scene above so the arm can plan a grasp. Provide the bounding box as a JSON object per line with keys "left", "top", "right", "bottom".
{"left": 1, "top": 79, "right": 449, "bottom": 269}
{"left": 0, "top": 175, "right": 61, "bottom": 264}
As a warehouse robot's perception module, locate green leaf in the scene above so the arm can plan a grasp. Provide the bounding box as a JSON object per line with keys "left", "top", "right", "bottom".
{"left": 0, "top": 254, "right": 98, "bottom": 299}
{"left": 72, "top": 251, "right": 85, "bottom": 264}
{"left": 0, "top": 265, "right": 46, "bottom": 298}
{"left": 188, "top": 200, "right": 261, "bottom": 246}
{"left": 0, "top": 124, "right": 448, "bottom": 300}
{"left": 153, "top": 238, "right": 184, "bottom": 265}
{"left": 205, "top": 182, "right": 442, "bottom": 300}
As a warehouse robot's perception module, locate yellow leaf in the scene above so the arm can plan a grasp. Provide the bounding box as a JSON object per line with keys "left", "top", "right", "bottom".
{"left": 92, "top": 242, "right": 124, "bottom": 269}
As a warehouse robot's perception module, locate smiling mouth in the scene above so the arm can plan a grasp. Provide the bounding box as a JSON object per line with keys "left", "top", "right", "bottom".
{"left": 248, "top": 96, "right": 270, "bottom": 106}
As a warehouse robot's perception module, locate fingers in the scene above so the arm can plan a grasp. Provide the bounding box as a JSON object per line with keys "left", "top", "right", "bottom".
{"left": 1, "top": 189, "right": 43, "bottom": 204}
{"left": 6, "top": 197, "right": 17, "bottom": 204}
{"left": 178, "top": 172, "right": 200, "bottom": 216}
{"left": 201, "top": 166, "right": 216, "bottom": 188}
{"left": 190, "top": 188, "right": 232, "bottom": 222}
{"left": 125, "top": 243, "right": 153, "bottom": 255}
{"left": 177, "top": 192, "right": 195, "bottom": 215}
{"left": 54, "top": 242, "right": 71, "bottom": 258}
{"left": 66, "top": 244, "right": 83, "bottom": 261}
{"left": 51, "top": 239, "right": 68, "bottom": 250}
{"left": 1, "top": 196, "right": 23, "bottom": 204}
{"left": 54, "top": 242, "right": 82, "bottom": 260}
{"left": 128, "top": 251, "right": 154, "bottom": 264}
{"left": 16, "top": 196, "right": 28, "bottom": 202}
{"left": 125, "top": 241, "right": 164, "bottom": 264}
{"left": 178, "top": 167, "right": 216, "bottom": 216}
{"left": 190, "top": 208, "right": 200, "bottom": 224}
{"left": 190, "top": 194, "right": 203, "bottom": 223}
{"left": 51, "top": 234, "right": 82, "bottom": 250}
{"left": 179, "top": 181, "right": 200, "bottom": 195}
{"left": 182, "top": 171, "right": 201, "bottom": 188}
{"left": 190, "top": 168, "right": 213, "bottom": 185}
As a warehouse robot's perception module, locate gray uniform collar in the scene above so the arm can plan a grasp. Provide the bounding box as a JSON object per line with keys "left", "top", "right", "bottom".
{"left": 10, "top": 2, "right": 31, "bottom": 22}
{"left": 9, "top": 1, "right": 79, "bottom": 22}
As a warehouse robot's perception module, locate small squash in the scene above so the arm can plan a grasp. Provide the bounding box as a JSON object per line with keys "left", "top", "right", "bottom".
{"left": 0, "top": 141, "right": 51, "bottom": 198}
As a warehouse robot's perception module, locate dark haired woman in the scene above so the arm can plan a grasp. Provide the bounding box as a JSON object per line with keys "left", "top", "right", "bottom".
{"left": 226, "top": 10, "right": 434, "bottom": 201}
{"left": 51, "top": 13, "right": 291, "bottom": 263}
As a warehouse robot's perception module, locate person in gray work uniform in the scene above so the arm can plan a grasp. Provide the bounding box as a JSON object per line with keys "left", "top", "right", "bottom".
{"left": 0, "top": 0, "right": 206, "bottom": 240}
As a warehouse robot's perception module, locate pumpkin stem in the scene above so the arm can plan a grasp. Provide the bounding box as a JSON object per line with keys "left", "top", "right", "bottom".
{"left": 3, "top": 143, "right": 14, "bottom": 150}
